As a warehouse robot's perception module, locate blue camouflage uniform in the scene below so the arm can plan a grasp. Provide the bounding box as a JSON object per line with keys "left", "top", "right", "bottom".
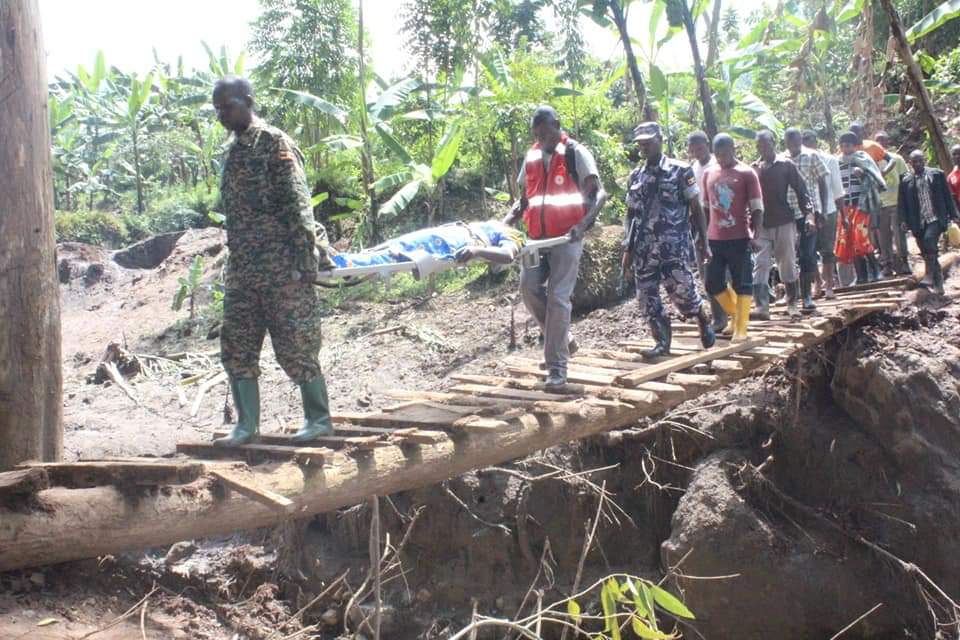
{"left": 625, "top": 155, "right": 705, "bottom": 322}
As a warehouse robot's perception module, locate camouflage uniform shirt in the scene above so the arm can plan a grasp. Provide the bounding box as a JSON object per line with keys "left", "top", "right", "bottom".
{"left": 219, "top": 116, "right": 330, "bottom": 288}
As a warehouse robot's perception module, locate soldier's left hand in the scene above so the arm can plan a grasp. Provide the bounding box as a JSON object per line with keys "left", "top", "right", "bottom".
{"left": 700, "top": 242, "right": 712, "bottom": 263}
{"left": 568, "top": 224, "right": 587, "bottom": 242}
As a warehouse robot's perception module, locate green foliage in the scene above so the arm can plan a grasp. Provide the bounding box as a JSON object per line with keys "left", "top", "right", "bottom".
{"left": 906, "top": 0, "right": 960, "bottom": 44}
{"left": 172, "top": 255, "right": 205, "bottom": 319}
{"left": 55, "top": 209, "right": 131, "bottom": 247}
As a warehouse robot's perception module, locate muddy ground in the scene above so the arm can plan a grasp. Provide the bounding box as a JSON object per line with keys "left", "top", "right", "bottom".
{"left": 3, "top": 229, "right": 960, "bottom": 639}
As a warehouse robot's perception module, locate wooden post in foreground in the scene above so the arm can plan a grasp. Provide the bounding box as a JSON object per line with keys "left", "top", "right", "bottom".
{"left": 0, "top": 0, "right": 63, "bottom": 470}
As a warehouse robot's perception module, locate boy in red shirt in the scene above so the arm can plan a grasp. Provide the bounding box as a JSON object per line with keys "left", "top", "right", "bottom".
{"left": 701, "top": 134, "right": 764, "bottom": 341}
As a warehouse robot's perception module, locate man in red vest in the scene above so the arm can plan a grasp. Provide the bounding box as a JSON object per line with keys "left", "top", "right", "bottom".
{"left": 504, "top": 106, "right": 607, "bottom": 386}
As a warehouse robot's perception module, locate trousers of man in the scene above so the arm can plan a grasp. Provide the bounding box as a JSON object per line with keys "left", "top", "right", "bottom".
{"left": 753, "top": 222, "right": 799, "bottom": 287}
{"left": 817, "top": 212, "right": 838, "bottom": 267}
{"left": 875, "top": 205, "right": 909, "bottom": 269}
{"left": 633, "top": 236, "right": 703, "bottom": 321}
{"left": 221, "top": 281, "right": 324, "bottom": 383}
{"left": 520, "top": 239, "right": 583, "bottom": 374}
{"left": 796, "top": 220, "right": 819, "bottom": 275}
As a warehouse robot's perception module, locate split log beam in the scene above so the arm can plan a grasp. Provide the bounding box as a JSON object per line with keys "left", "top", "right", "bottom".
{"left": 0, "top": 396, "right": 657, "bottom": 572}
{"left": 178, "top": 441, "right": 335, "bottom": 462}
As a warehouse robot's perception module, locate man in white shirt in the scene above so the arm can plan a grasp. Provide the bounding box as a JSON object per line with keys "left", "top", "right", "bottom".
{"left": 802, "top": 130, "right": 845, "bottom": 297}
{"left": 686, "top": 130, "right": 726, "bottom": 330}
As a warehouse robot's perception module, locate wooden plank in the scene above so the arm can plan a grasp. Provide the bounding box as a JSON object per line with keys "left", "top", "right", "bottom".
{"left": 448, "top": 373, "right": 664, "bottom": 406}
{"left": 0, "top": 468, "right": 49, "bottom": 497}
{"left": 448, "top": 384, "right": 627, "bottom": 413}
{"left": 18, "top": 460, "right": 204, "bottom": 488}
{"left": 833, "top": 276, "right": 913, "bottom": 294}
{"left": 614, "top": 338, "right": 766, "bottom": 388}
{"left": 505, "top": 362, "right": 615, "bottom": 386}
{"left": 177, "top": 441, "right": 333, "bottom": 462}
{"left": 209, "top": 469, "right": 296, "bottom": 514}
{"left": 335, "top": 406, "right": 515, "bottom": 433}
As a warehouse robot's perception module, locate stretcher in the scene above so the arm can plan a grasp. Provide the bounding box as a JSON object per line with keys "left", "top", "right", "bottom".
{"left": 315, "top": 235, "right": 570, "bottom": 284}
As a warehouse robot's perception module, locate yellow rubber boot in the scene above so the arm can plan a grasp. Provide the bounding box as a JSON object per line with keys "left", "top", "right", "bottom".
{"left": 732, "top": 294, "right": 752, "bottom": 342}
{"left": 713, "top": 286, "right": 737, "bottom": 335}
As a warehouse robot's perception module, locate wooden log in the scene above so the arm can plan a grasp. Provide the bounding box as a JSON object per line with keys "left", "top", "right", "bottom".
{"left": 0, "top": 468, "right": 49, "bottom": 497}
{"left": 336, "top": 406, "right": 515, "bottom": 433}
{"left": 18, "top": 460, "right": 204, "bottom": 489}
{"left": 833, "top": 276, "right": 913, "bottom": 294}
{"left": 208, "top": 470, "right": 296, "bottom": 514}
{"left": 0, "top": 396, "right": 659, "bottom": 572}
{"left": 614, "top": 338, "right": 765, "bottom": 388}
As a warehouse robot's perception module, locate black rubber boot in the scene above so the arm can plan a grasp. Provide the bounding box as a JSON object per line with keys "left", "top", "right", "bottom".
{"left": 641, "top": 316, "right": 672, "bottom": 359}
{"left": 785, "top": 281, "right": 801, "bottom": 319}
{"left": 709, "top": 298, "right": 728, "bottom": 333}
{"left": 800, "top": 272, "right": 817, "bottom": 312}
{"left": 696, "top": 306, "right": 716, "bottom": 349}
{"left": 920, "top": 256, "right": 937, "bottom": 289}
{"left": 867, "top": 254, "right": 882, "bottom": 282}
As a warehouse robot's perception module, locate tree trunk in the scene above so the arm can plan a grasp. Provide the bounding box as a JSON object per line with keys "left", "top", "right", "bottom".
{"left": 682, "top": 1, "right": 719, "bottom": 140}
{"left": 0, "top": 401, "right": 657, "bottom": 572}
{"left": 0, "top": 0, "right": 63, "bottom": 471}
{"left": 879, "top": 0, "right": 951, "bottom": 170}
{"left": 703, "top": 0, "right": 722, "bottom": 70}
{"left": 609, "top": 0, "right": 653, "bottom": 121}
{"left": 356, "top": 0, "right": 380, "bottom": 244}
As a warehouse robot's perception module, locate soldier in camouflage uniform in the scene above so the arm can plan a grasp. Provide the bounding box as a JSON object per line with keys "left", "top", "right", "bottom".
{"left": 624, "top": 123, "right": 715, "bottom": 357}
{"left": 211, "top": 76, "right": 335, "bottom": 447}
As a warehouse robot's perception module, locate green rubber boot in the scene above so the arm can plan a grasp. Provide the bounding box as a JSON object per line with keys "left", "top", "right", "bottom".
{"left": 213, "top": 378, "right": 260, "bottom": 447}
{"left": 291, "top": 376, "right": 334, "bottom": 442}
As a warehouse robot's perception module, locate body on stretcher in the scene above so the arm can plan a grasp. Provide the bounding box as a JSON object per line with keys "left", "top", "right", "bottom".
{"left": 316, "top": 220, "right": 569, "bottom": 283}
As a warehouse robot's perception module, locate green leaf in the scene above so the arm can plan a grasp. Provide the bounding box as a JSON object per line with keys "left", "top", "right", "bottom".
{"left": 600, "top": 577, "right": 624, "bottom": 639}
{"left": 431, "top": 120, "right": 465, "bottom": 180}
{"left": 649, "top": 0, "right": 666, "bottom": 49}
{"left": 36, "top": 618, "right": 59, "bottom": 627}
{"left": 208, "top": 211, "right": 226, "bottom": 225}
{"left": 649, "top": 585, "right": 696, "bottom": 619}
{"left": 369, "top": 77, "right": 421, "bottom": 121}
{"left": 481, "top": 51, "right": 512, "bottom": 91}
{"left": 92, "top": 50, "right": 106, "bottom": 90}
{"left": 907, "top": 0, "right": 960, "bottom": 42}
{"left": 172, "top": 284, "right": 188, "bottom": 311}
{"left": 833, "top": 0, "right": 866, "bottom": 24}
{"left": 632, "top": 616, "right": 676, "bottom": 639}
{"left": 275, "top": 89, "right": 348, "bottom": 127}
{"left": 234, "top": 51, "right": 246, "bottom": 76}
{"left": 311, "top": 192, "right": 329, "bottom": 207}
{"left": 127, "top": 78, "right": 144, "bottom": 120}
{"left": 916, "top": 50, "right": 937, "bottom": 75}
{"left": 552, "top": 86, "right": 584, "bottom": 97}
{"left": 378, "top": 179, "right": 422, "bottom": 218}
{"left": 649, "top": 64, "right": 668, "bottom": 100}
{"left": 334, "top": 197, "right": 364, "bottom": 209}
{"left": 320, "top": 134, "right": 364, "bottom": 151}
{"left": 373, "top": 171, "right": 415, "bottom": 193}
{"left": 737, "top": 16, "right": 770, "bottom": 48}
{"left": 567, "top": 599, "right": 582, "bottom": 624}
{"left": 375, "top": 123, "right": 413, "bottom": 165}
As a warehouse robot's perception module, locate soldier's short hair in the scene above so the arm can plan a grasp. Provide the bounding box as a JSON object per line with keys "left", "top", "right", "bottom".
{"left": 802, "top": 129, "right": 818, "bottom": 144}
{"left": 839, "top": 132, "right": 859, "bottom": 146}
{"left": 784, "top": 127, "right": 802, "bottom": 142}
{"left": 214, "top": 75, "right": 255, "bottom": 101}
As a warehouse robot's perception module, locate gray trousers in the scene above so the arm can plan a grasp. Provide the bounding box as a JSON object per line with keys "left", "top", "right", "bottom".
{"left": 753, "top": 221, "right": 799, "bottom": 286}
{"left": 876, "top": 205, "right": 909, "bottom": 267}
{"left": 520, "top": 239, "right": 583, "bottom": 373}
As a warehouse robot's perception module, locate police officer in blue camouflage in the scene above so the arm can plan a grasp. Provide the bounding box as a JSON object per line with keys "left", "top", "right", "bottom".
{"left": 623, "top": 122, "right": 715, "bottom": 357}
{"left": 211, "top": 76, "right": 335, "bottom": 447}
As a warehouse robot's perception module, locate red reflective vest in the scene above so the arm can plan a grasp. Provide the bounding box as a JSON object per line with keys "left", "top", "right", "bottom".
{"left": 522, "top": 135, "right": 586, "bottom": 239}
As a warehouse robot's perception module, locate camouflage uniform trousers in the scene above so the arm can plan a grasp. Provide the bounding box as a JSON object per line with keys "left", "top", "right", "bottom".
{"left": 220, "top": 280, "right": 323, "bottom": 384}
{"left": 633, "top": 234, "right": 704, "bottom": 322}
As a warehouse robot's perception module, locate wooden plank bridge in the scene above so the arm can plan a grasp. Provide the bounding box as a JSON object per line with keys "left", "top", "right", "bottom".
{"left": 0, "top": 278, "right": 913, "bottom": 572}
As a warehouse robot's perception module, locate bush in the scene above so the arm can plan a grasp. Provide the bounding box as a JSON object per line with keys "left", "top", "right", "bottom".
{"left": 55, "top": 209, "right": 130, "bottom": 247}
{"left": 144, "top": 184, "right": 220, "bottom": 235}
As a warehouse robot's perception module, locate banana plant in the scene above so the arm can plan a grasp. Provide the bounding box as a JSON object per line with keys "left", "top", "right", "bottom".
{"left": 374, "top": 116, "right": 465, "bottom": 221}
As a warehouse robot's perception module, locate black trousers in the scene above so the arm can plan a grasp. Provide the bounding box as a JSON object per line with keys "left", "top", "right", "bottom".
{"left": 707, "top": 239, "right": 754, "bottom": 296}
{"left": 796, "top": 219, "right": 819, "bottom": 275}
